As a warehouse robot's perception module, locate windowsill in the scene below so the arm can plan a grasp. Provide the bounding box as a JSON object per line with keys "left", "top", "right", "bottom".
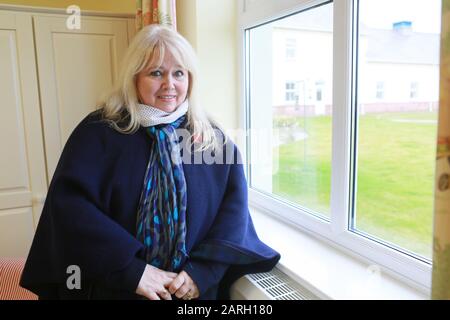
{"left": 249, "top": 206, "right": 429, "bottom": 300}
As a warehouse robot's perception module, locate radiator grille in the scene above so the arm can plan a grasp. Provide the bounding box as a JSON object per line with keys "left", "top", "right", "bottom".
{"left": 247, "top": 268, "right": 320, "bottom": 300}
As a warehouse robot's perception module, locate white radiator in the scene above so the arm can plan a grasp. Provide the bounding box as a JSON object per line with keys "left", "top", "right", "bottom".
{"left": 230, "top": 268, "right": 321, "bottom": 300}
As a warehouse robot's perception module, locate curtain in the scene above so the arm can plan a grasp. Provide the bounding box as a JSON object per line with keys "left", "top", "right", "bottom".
{"left": 432, "top": 0, "right": 450, "bottom": 300}
{"left": 136, "top": 0, "right": 177, "bottom": 31}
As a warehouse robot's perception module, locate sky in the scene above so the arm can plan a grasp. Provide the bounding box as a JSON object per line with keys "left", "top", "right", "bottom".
{"left": 359, "top": 0, "right": 442, "bottom": 34}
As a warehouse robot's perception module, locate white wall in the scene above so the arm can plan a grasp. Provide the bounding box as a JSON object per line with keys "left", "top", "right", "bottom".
{"left": 361, "top": 63, "right": 440, "bottom": 103}
{"left": 177, "top": 0, "right": 238, "bottom": 131}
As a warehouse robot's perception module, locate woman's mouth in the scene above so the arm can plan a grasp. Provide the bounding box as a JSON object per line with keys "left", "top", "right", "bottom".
{"left": 158, "top": 95, "right": 177, "bottom": 102}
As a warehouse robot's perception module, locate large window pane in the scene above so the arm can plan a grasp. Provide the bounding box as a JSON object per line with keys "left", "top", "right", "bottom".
{"left": 248, "top": 2, "right": 333, "bottom": 217}
{"left": 354, "top": 0, "right": 441, "bottom": 259}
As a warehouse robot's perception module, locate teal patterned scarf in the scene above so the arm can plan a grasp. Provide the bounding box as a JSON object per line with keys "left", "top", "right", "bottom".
{"left": 136, "top": 115, "right": 188, "bottom": 272}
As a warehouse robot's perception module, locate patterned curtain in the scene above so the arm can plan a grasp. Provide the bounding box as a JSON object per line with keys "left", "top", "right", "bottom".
{"left": 136, "top": 0, "right": 177, "bottom": 31}
{"left": 432, "top": 0, "right": 450, "bottom": 300}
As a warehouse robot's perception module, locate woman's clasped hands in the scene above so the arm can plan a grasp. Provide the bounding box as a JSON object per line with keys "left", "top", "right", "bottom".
{"left": 136, "top": 264, "right": 200, "bottom": 300}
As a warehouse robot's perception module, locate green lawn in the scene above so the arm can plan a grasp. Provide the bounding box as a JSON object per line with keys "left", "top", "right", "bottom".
{"left": 272, "top": 112, "right": 437, "bottom": 258}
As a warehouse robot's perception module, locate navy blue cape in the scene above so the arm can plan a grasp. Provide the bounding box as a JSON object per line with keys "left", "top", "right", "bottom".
{"left": 20, "top": 111, "right": 280, "bottom": 299}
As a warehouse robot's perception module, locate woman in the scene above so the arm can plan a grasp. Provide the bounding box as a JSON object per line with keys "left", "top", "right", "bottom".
{"left": 20, "top": 25, "right": 280, "bottom": 300}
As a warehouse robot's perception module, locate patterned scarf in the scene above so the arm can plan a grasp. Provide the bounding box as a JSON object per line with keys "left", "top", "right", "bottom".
{"left": 136, "top": 115, "right": 188, "bottom": 272}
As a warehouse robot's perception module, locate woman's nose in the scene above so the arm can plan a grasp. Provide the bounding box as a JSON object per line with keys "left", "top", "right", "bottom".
{"left": 162, "top": 74, "right": 175, "bottom": 90}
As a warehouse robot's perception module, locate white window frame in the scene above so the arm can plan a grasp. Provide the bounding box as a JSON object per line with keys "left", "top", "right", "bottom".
{"left": 237, "top": 0, "right": 432, "bottom": 293}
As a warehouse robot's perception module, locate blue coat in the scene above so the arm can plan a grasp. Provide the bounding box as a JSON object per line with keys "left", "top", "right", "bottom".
{"left": 20, "top": 110, "right": 280, "bottom": 299}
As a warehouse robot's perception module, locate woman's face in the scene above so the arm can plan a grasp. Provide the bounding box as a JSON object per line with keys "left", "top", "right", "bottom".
{"left": 136, "top": 51, "right": 189, "bottom": 112}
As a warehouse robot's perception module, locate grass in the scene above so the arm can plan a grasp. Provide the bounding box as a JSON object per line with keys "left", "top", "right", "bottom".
{"left": 271, "top": 112, "right": 437, "bottom": 258}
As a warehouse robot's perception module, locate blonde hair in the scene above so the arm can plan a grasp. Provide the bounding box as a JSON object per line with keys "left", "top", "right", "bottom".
{"left": 99, "top": 24, "right": 222, "bottom": 151}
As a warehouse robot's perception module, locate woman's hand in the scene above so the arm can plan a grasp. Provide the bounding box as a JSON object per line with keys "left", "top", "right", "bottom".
{"left": 168, "top": 270, "right": 200, "bottom": 300}
{"left": 135, "top": 264, "right": 177, "bottom": 300}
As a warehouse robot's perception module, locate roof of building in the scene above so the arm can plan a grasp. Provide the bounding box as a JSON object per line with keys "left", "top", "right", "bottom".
{"left": 361, "top": 26, "right": 440, "bottom": 65}
{"left": 271, "top": 9, "right": 440, "bottom": 65}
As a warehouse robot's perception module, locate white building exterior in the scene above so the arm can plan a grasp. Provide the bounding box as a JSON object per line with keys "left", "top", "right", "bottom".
{"left": 269, "top": 11, "right": 440, "bottom": 116}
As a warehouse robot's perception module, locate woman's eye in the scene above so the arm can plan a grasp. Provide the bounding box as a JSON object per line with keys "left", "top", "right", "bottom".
{"left": 174, "top": 70, "right": 184, "bottom": 78}
{"left": 149, "top": 70, "right": 162, "bottom": 77}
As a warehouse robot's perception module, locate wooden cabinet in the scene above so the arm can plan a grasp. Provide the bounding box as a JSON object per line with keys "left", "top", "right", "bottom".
{"left": 34, "top": 15, "right": 130, "bottom": 180}
{"left": 0, "top": 11, "right": 47, "bottom": 257}
{"left": 0, "top": 8, "right": 134, "bottom": 257}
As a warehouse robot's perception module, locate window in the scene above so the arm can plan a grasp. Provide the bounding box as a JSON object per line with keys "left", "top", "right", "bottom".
{"left": 355, "top": 0, "right": 440, "bottom": 261}
{"left": 247, "top": 2, "right": 333, "bottom": 218}
{"left": 316, "top": 88, "right": 322, "bottom": 101}
{"left": 285, "top": 38, "right": 297, "bottom": 60}
{"left": 285, "top": 82, "right": 297, "bottom": 102}
{"left": 316, "top": 81, "right": 325, "bottom": 102}
{"left": 375, "top": 81, "right": 384, "bottom": 99}
{"left": 240, "top": 0, "right": 441, "bottom": 289}
{"left": 410, "top": 81, "right": 419, "bottom": 99}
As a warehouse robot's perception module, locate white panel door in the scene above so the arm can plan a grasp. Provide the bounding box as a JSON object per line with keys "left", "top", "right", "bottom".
{"left": 33, "top": 15, "right": 129, "bottom": 181}
{"left": 0, "top": 11, "right": 48, "bottom": 257}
